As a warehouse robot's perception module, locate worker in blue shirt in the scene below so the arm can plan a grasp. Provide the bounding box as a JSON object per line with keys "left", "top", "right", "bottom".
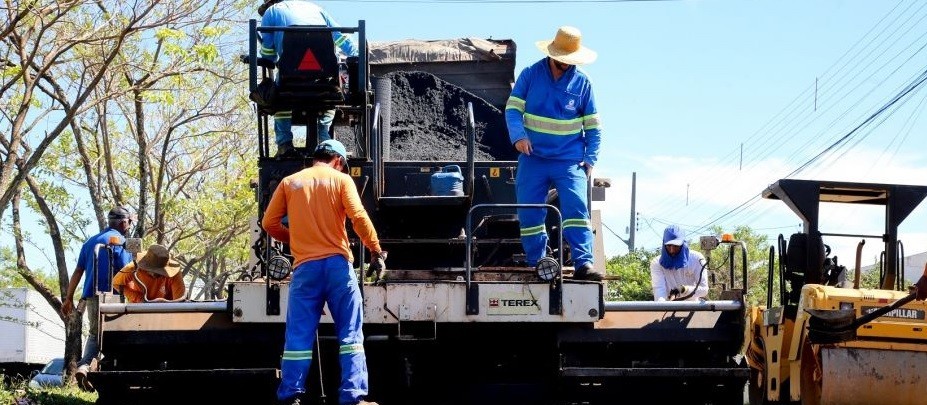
{"left": 505, "top": 26, "right": 603, "bottom": 281}
{"left": 258, "top": 0, "right": 358, "bottom": 158}
{"left": 61, "top": 206, "right": 135, "bottom": 391}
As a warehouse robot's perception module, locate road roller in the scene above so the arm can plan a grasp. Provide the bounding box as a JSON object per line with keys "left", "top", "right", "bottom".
{"left": 746, "top": 179, "right": 927, "bottom": 405}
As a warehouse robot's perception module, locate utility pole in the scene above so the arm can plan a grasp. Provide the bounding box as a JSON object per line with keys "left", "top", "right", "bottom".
{"left": 619, "top": 172, "right": 636, "bottom": 251}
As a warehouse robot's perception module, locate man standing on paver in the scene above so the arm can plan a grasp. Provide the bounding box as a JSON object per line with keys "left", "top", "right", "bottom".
{"left": 505, "top": 26, "right": 603, "bottom": 281}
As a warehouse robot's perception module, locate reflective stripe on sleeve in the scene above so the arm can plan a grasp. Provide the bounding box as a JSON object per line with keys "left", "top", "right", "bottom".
{"left": 582, "top": 114, "right": 601, "bottom": 130}
{"left": 506, "top": 96, "right": 526, "bottom": 113}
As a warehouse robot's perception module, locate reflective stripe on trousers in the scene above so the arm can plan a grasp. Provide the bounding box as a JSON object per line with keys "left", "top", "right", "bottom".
{"left": 515, "top": 154, "right": 594, "bottom": 268}
{"left": 277, "top": 255, "right": 368, "bottom": 404}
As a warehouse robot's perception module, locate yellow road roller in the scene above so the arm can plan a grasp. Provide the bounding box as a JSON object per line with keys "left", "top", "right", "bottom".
{"left": 747, "top": 179, "right": 927, "bottom": 405}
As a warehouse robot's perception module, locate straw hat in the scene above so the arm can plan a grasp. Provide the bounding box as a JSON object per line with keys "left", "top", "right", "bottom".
{"left": 535, "top": 26, "right": 598, "bottom": 66}
{"left": 136, "top": 244, "right": 181, "bottom": 278}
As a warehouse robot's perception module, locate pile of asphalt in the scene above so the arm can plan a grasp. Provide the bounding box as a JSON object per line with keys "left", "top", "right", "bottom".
{"left": 337, "top": 71, "right": 517, "bottom": 161}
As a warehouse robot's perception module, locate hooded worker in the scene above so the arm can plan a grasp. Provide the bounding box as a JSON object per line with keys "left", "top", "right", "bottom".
{"left": 650, "top": 225, "right": 709, "bottom": 301}
{"left": 505, "top": 26, "right": 603, "bottom": 280}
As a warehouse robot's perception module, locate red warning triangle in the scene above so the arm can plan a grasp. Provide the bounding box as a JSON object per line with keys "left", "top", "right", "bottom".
{"left": 298, "top": 49, "right": 321, "bottom": 71}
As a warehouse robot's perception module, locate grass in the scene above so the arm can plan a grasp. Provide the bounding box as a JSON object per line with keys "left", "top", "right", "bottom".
{"left": 0, "top": 378, "right": 95, "bottom": 405}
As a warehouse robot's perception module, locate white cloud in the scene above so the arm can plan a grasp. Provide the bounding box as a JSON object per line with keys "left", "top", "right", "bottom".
{"left": 594, "top": 146, "right": 927, "bottom": 264}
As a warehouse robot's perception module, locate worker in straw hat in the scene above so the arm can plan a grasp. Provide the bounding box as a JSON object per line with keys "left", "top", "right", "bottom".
{"left": 505, "top": 26, "right": 604, "bottom": 281}
{"left": 112, "top": 244, "right": 186, "bottom": 303}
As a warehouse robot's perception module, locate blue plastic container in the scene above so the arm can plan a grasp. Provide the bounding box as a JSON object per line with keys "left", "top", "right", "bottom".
{"left": 430, "top": 165, "right": 464, "bottom": 196}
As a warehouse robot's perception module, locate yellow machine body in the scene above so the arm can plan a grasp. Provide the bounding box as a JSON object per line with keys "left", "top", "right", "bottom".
{"left": 749, "top": 284, "right": 927, "bottom": 404}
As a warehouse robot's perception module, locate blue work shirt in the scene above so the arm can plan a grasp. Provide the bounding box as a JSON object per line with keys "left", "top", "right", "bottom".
{"left": 505, "top": 57, "right": 602, "bottom": 167}
{"left": 77, "top": 228, "right": 133, "bottom": 299}
{"left": 260, "top": 0, "right": 359, "bottom": 64}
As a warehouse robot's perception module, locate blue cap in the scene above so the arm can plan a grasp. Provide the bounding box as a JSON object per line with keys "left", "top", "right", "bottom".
{"left": 663, "top": 225, "right": 686, "bottom": 246}
{"left": 314, "top": 139, "right": 349, "bottom": 172}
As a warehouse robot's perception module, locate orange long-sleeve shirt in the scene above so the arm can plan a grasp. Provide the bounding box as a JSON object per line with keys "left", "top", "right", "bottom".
{"left": 261, "top": 164, "right": 381, "bottom": 267}
{"left": 112, "top": 263, "right": 186, "bottom": 303}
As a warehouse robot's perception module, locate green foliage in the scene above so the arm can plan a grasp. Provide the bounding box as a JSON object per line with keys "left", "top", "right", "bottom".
{"left": 1, "top": 65, "right": 23, "bottom": 78}
{"left": 201, "top": 25, "right": 230, "bottom": 38}
{"left": 0, "top": 248, "right": 58, "bottom": 289}
{"left": 192, "top": 44, "right": 219, "bottom": 63}
{"left": 0, "top": 377, "right": 96, "bottom": 405}
{"left": 605, "top": 247, "right": 658, "bottom": 301}
{"left": 859, "top": 267, "right": 883, "bottom": 289}
{"left": 703, "top": 226, "right": 773, "bottom": 306}
{"left": 155, "top": 28, "right": 185, "bottom": 41}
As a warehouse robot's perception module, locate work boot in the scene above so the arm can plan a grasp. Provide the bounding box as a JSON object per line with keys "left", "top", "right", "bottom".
{"left": 275, "top": 141, "right": 299, "bottom": 158}
{"left": 75, "top": 364, "right": 94, "bottom": 392}
{"left": 572, "top": 262, "right": 603, "bottom": 281}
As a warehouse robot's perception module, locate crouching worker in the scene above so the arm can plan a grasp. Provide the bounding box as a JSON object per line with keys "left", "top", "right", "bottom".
{"left": 650, "top": 225, "right": 708, "bottom": 301}
{"left": 112, "top": 244, "right": 185, "bottom": 303}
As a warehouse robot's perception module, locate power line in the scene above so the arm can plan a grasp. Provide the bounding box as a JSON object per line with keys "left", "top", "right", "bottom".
{"left": 646, "top": 0, "right": 915, "bottom": 218}
{"left": 786, "top": 67, "right": 927, "bottom": 178}
{"left": 691, "top": 65, "right": 927, "bottom": 234}
{"left": 650, "top": 1, "right": 927, "bottom": 223}
{"left": 666, "top": 8, "right": 927, "bottom": 231}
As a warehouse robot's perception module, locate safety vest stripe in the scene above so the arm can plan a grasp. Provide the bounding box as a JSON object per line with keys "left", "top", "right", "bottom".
{"left": 339, "top": 343, "right": 365, "bottom": 355}
{"left": 523, "top": 113, "right": 583, "bottom": 136}
{"left": 582, "top": 114, "right": 601, "bottom": 130}
{"left": 506, "top": 96, "right": 526, "bottom": 112}
{"left": 282, "top": 350, "right": 313, "bottom": 360}
{"left": 260, "top": 46, "right": 276, "bottom": 57}
{"left": 520, "top": 224, "right": 546, "bottom": 236}
{"left": 563, "top": 219, "right": 590, "bottom": 229}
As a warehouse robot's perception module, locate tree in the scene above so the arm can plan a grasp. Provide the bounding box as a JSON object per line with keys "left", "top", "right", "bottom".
{"left": 702, "top": 226, "right": 773, "bottom": 307}
{"left": 0, "top": 0, "right": 171, "bottom": 218}
{"left": 605, "top": 247, "right": 658, "bottom": 301}
{"left": 2, "top": 0, "right": 257, "bottom": 380}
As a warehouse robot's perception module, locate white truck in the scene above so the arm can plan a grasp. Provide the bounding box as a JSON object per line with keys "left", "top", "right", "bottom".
{"left": 0, "top": 287, "right": 65, "bottom": 378}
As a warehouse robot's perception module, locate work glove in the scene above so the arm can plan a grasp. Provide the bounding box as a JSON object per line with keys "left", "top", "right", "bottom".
{"left": 915, "top": 274, "right": 927, "bottom": 301}
{"left": 366, "top": 251, "right": 388, "bottom": 283}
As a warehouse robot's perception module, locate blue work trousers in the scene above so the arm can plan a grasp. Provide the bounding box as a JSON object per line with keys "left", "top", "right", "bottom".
{"left": 516, "top": 154, "right": 594, "bottom": 268}
{"left": 274, "top": 109, "right": 335, "bottom": 146}
{"left": 277, "top": 255, "right": 368, "bottom": 404}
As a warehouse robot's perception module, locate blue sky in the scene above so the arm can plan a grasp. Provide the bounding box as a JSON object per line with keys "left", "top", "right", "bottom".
{"left": 318, "top": 0, "right": 927, "bottom": 264}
